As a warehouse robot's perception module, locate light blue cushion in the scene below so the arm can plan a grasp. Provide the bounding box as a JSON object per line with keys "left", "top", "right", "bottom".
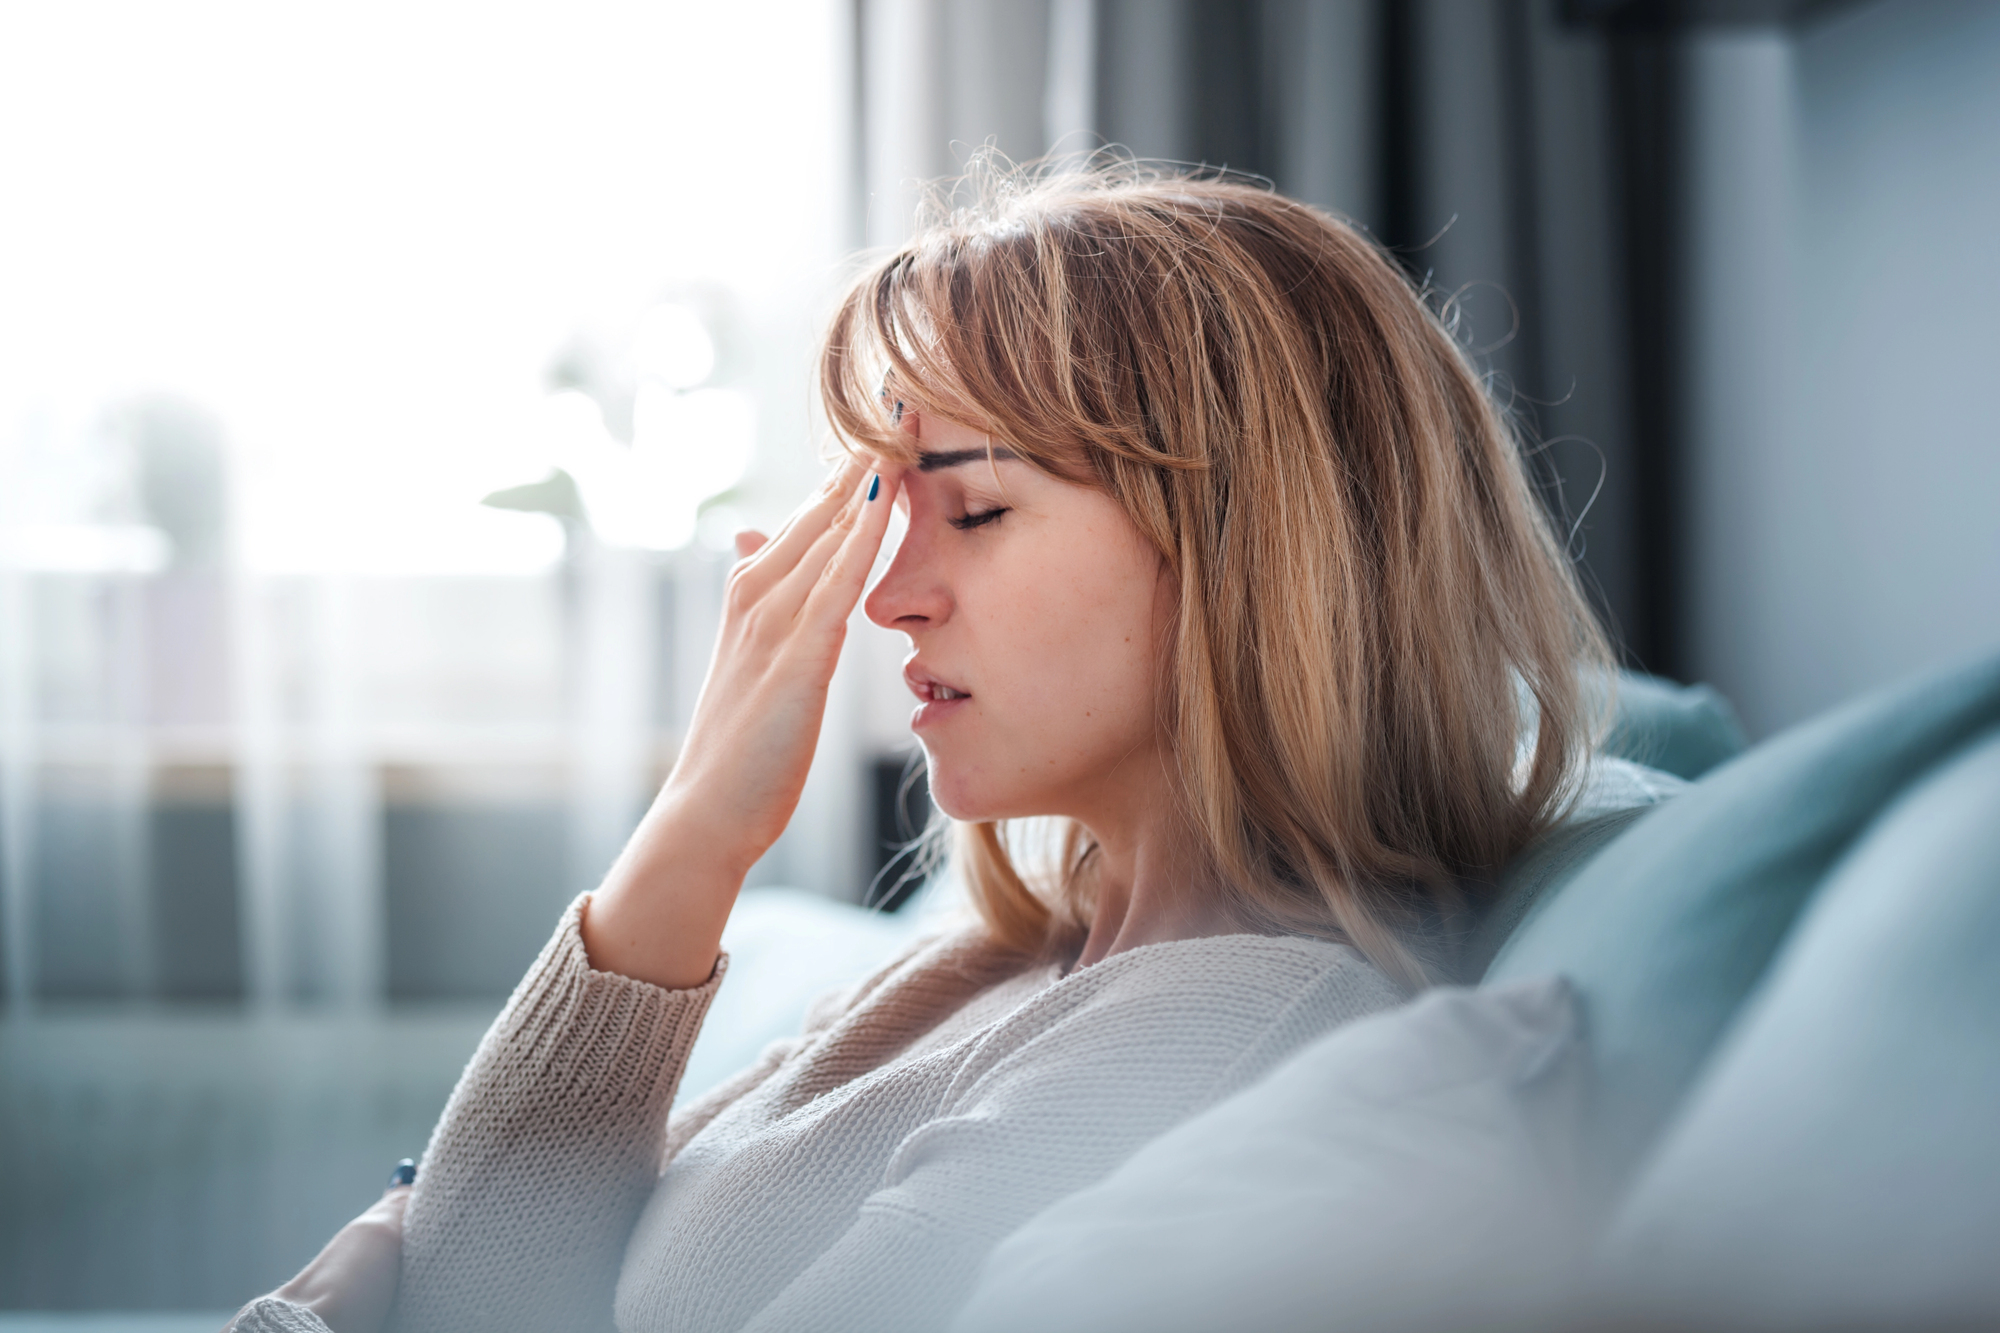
{"left": 675, "top": 888, "right": 928, "bottom": 1106}
{"left": 1486, "top": 651, "right": 2000, "bottom": 1193}
{"left": 1459, "top": 668, "right": 1737, "bottom": 976}
{"left": 1603, "top": 672, "right": 1749, "bottom": 780}
{"left": 1459, "top": 757, "right": 1686, "bottom": 981}
{"left": 1601, "top": 726, "right": 2000, "bottom": 1326}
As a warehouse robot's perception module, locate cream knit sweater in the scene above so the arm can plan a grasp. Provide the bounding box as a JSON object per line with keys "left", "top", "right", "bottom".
{"left": 231, "top": 895, "right": 1401, "bottom": 1333}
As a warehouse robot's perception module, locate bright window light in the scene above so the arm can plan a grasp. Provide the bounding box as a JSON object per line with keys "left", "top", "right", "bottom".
{"left": 634, "top": 304, "right": 719, "bottom": 392}
{"left": 0, "top": 0, "right": 844, "bottom": 574}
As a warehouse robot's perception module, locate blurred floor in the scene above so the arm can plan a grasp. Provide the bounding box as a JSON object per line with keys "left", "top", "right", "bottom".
{"left": 0, "top": 1318, "right": 231, "bottom": 1332}
{"left": 0, "top": 887, "right": 932, "bottom": 1311}
{"left": 0, "top": 1008, "right": 492, "bottom": 1309}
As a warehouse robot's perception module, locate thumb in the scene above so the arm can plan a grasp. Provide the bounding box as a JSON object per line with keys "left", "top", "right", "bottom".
{"left": 734, "top": 529, "right": 769, "bottom": 560}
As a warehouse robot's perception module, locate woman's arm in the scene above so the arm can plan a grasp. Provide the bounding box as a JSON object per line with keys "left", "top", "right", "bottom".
{"left": 387, "top": 899, "right": 724, "bottom": 1333}
{"left": 244, "top": 458, "right": 902, "bottom": 1333}
{"left": 392, "top": 460, "right": 904, "bottom": 1333}
{"left": 583, "top": 457, "right": 902, "bottom": 988}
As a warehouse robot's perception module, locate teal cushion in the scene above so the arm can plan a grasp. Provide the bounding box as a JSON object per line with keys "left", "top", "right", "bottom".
{"left": 1485, "top": 651, "right": 2000, "bottom": 1194}
{"left": 1459, "top": 806, "right": 1651, "bottom": 982}
{"left": 1603, "top": 672, "right": 1748, "bottom": 780}
{"left": 1460, "top": 758, "right": 1687, "bottom": 981}
{"left": 1600, "top": 726, "right": 2000, "bottom": 1325}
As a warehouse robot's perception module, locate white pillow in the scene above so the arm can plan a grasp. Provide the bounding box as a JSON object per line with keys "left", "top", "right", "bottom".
{"left": 674, "top": 888, "right": 930, "bottom": 1106}
{"left": 949, "top": 977, "right": 1589, "bottom": 1333}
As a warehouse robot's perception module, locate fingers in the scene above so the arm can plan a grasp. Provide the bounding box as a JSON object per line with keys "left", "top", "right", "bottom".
{"left": 807, "top": 466, "right": 901, "bottom": 617}
{"left": 731, "top": 455, "right": 869, "bottom": 594}
{"left": 755, "top": 509, "right": 855, "bottom": 627}
{"left": 766, "top": 466, "right": 901, "bottom": 632}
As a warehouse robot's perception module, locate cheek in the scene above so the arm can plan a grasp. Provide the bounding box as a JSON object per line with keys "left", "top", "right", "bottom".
{"left": 924, "top": 532, "right": 1166, "bottom": 819}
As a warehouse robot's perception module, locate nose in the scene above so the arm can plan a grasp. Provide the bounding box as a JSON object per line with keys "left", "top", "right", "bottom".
{"left": 865, "top": 518, "right": 952, "bottom": 633}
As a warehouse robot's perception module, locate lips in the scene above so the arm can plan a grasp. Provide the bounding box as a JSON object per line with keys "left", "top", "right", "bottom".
{"left": 903, "top": 659, "right": 971, "bottom": 702}
{"left": 904, "top": 660, "right": 972, "bottom": 728}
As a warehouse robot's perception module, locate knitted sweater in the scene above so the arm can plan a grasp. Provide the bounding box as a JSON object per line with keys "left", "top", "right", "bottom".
{"left": 231, "top": 895, "right": 1402, "bottom": 1333}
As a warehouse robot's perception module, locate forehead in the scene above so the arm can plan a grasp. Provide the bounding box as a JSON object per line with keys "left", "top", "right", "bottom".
{"left": 910, "top": 409, "right": 985, "bottom": 449}
{"left": 903, "top": 410, "right": 1016, "bottom": 473}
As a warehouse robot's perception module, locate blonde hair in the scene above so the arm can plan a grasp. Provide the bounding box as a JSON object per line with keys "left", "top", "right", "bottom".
{"left": 820, "top": 164, "right": 1610, "bottom": 989}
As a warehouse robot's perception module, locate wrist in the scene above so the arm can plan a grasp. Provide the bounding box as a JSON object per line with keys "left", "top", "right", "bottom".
{"left": 625, "top": 788, "right": 763, "bottom": 888}
{"left": 647, "top": 735, "right": 803, "bottom": 878}
{"left": 581, "top": 792, "right": 752, "bottom": 991}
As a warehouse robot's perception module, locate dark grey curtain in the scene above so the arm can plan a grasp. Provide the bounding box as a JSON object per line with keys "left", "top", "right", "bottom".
{"left": 853, "top": 0, "right": 1863, "bottom": 677}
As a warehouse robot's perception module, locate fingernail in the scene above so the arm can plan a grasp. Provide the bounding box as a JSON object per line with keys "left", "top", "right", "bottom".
{"left": 389, "top": 1158, "right": 417, "bottom": 1187}
{"left": 867, "top": 474, "right": 881, "bottom": 502}
{"left": 892, "top": 400, "right": 905, "bottom": 424}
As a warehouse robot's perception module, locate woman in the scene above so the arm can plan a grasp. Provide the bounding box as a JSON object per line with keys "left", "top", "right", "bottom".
{"left": 234, "top": 165, "right": 1608, "bottom": 1333}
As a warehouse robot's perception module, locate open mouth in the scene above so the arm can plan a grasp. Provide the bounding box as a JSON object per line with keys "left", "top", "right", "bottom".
{"left": 905, "top": 662, "right": 972, "bottom": 710}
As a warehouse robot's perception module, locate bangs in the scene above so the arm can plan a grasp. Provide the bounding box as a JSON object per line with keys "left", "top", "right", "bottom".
{"left": 818, "top": 204, "right": 1160, "bottom": 486}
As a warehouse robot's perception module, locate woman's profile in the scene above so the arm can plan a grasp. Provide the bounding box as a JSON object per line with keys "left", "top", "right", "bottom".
{"left": 232, "top": 162, "right": 1609, "bottom": 1333}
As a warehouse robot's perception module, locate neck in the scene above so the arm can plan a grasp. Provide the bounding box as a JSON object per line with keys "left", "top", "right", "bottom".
{"left": 1070, "top": 758, "right": 1239, "bottom": 970}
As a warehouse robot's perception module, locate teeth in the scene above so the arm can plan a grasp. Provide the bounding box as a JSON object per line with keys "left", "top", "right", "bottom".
{"left": 935, "top": 686, "right": 963, "bottom": 701}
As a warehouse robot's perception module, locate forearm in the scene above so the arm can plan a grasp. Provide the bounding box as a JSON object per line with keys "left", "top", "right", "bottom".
{"left": 582, "top": 457, "right": 896, "bottom": 992}
{"left": 579, "top": 790, "right": 754, "bottom": 991}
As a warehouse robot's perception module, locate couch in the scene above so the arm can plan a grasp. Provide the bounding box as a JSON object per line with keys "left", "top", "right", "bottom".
{"left": 1466, "top": 652, "right": 2000, "bottom": 1328}
{"left": 711, "top": 656, "right": 2000, "bottom": 1330}
{"left": 15, "top": 658, "right": 1991, "bottom": 1328}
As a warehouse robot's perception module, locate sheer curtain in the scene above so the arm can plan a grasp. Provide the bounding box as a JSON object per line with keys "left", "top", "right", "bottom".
{"left": 0, "top": 0, "right": 863, "bottom": 1014}
{"left": 0, "top": 0, "right": 864, "bottom": 1304}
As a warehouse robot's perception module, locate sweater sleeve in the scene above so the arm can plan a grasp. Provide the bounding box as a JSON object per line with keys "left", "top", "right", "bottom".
{"left": 387, "top": 894, "right": 725, "bottom": 1333}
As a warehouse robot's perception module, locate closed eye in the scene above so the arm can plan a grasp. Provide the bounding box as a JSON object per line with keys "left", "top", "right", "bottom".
{"left": 948, "top": 507, "right": 1008, "bottom": 531}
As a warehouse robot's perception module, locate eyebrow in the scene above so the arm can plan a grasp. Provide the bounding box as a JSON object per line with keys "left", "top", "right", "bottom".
{"left": 915, "top": 446, "right": 1019, "bottom": 473}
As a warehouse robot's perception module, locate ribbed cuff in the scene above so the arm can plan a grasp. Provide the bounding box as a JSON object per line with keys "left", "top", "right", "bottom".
{"left": 490, "top": 893, "right": 729, "bottom": 1115}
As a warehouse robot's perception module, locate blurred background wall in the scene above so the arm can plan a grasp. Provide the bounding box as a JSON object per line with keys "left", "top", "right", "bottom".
{"left": 1, "top": 0, "right": 1996, "bottom": 1312}
{"left": 850, "top": 0, "right": 1998, "bottom": 738}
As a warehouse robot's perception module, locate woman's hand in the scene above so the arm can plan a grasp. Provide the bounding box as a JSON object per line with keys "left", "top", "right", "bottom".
{"left": 252, "top": 1185, "right": 409, "bottom": 1333}
{"left": 582, "top": 455, "right": 902, "bottom": 989}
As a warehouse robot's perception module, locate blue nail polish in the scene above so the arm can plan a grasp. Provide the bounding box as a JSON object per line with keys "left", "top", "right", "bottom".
{"left": 867, "top": 474, "right": 881, "bottom": 502}
{"left": 892, "top": 400, "right": 905, "bottom": 424}
{"left": 389, "top": 1158, "right": 417, "bottom": 1187}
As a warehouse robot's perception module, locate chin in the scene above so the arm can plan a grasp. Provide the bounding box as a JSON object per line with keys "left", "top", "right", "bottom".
{"left": 919, "top": 766, "right": 987, "bottom": 823}
{"left": 919, "top": 751, "right": 1036, "bottom": 825}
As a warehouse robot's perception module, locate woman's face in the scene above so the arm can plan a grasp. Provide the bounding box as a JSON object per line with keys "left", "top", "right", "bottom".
{"left": 865, "top": 412, "right": 1175, "bottom": 828}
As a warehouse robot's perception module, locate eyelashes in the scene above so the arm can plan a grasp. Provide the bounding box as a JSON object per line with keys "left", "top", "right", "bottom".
{"left": 947, "top": 507, "right": 1008, "bottom": 531}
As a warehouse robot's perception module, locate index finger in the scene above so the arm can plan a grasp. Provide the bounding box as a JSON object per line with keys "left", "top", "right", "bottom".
{"left": 797, "top": 464, "right": 905, "bottom": 627}
{"left": 731, "top": 454, "right": 871, "bottom": 595}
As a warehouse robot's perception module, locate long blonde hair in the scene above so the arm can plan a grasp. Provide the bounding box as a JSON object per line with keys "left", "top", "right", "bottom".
{"left": 820, "top": 164, "right": 1610, "bottom": 989}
